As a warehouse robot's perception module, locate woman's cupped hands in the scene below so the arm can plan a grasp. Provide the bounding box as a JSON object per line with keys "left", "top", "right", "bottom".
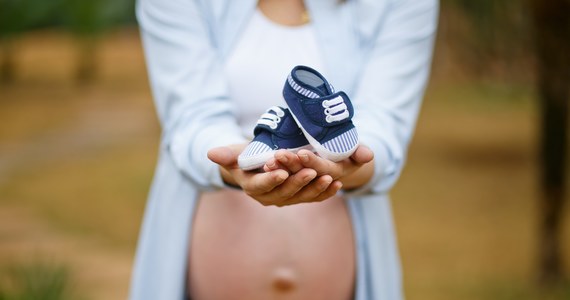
{"left": 207, "top": 144, "right": 374, "bottom": 207}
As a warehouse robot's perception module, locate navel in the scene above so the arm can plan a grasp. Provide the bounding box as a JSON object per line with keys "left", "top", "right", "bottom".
{"left": 271, "top": 267, "right": 297, "bottom": 293}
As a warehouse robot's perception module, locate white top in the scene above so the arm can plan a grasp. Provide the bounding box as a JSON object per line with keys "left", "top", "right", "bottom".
{"left": 224, "top": 8, "right": 326, "bottom": 138}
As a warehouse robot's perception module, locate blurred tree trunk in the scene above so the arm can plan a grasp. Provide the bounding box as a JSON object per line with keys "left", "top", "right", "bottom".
{"left": 0, "top": 38, "right": 15, "bottom": 83}
{"left": 76, "top": 37, "right": 98, "bottom": 84}
{"left": 530, "top": 0, "right": 570, "bottom": 285}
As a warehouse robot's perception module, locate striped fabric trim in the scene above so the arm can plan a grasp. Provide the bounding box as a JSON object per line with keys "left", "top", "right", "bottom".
{"left": 287, "top": 74, "right": 320, "bottom": 99}
{"left": 322, "top": 128, "right": 359, "bottom": 153}
{"left": 241, "top": 141, "right": 272, "bottom": 157}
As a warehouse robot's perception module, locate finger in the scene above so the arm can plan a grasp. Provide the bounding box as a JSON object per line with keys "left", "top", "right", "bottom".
{"left": 263, "top": 158, "right": 285, "bottom": 172}
{"left": 208, "top": 143, "right": 247, "bottom": 168}
{"left": 271, "top": 178, "right": 343, "bottom": 207}
{"left": 208, "top": 146, "right": 239, "bottom": 168}
{"left": 242, "top": 169, "right": 289, "bottom": 195}
{"left": 350, "top": 145, "right": 374, "bottom": 165}
{"left": 289, "top": 175, "right": 334, "bottom": 203}
{"left": 278, "top": 179, "right": 343, "bottom": 207}
{"left": 267, "top": 168, "right": 317, "bottom": 200}
{"left": 305, "top": 180, "right": 343, "bottom": 203}
{"left": 275, "top": 150, "right": 304, "bottom": 173}
{"left": 297, "top": 150, "right": 342, "bottom": 178}
{"left": 279, "top": 176, "right": 341, "bottom": 206}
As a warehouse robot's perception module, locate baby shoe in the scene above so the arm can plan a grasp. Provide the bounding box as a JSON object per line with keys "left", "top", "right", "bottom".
{"left": 282, "top": 65, "right": 358, "bottom": 162}
{"left": 238, "top": 106, "right": 312, "bottom": 171}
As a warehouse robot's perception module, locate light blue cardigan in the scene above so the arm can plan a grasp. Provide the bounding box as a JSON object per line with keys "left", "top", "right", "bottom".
{"left": 130, "top": 0, "right": 438, "bottom": 299}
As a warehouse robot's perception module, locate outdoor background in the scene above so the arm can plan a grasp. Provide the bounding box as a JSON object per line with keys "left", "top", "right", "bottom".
{"left": 0, "top": 0, "right": 569, "bottom": 299}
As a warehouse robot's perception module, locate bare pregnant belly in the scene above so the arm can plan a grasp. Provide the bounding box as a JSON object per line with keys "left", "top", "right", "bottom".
{"left": 188, "top": 189, "right": 355, "bottom": 300}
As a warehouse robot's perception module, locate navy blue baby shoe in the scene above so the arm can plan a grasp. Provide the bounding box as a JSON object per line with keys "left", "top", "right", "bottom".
{"left": 238, "top": 106, "right": 312, "bottom": 171}
{"left": 283, "top": 65, "right": 358, "bottom": 162}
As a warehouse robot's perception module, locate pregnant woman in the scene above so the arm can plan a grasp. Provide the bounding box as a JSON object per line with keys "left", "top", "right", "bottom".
{"left": 130, "top": 0, "right": 438, "bottom": 299}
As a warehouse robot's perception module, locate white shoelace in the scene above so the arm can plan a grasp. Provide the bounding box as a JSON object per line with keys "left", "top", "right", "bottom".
{"left": 256, "top": 106, "right": 285, "bottom": 129}
{"left": 322, "top": 96, "right": 349, "bottom": 123}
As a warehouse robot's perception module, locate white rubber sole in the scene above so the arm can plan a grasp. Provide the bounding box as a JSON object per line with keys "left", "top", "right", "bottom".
{"left": 288, "top": 110, "right": 358, "bottom": 162}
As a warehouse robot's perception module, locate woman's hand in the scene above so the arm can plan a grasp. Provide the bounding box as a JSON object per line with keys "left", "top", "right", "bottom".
{"left": 207, "top": 144, "right": 343, "bottom": 207}
{"left": 264, "top": 145, "right": 375, "bottom": 190}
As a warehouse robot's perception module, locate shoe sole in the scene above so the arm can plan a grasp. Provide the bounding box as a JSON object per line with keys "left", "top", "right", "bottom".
{"left": 288, "top": 110, "right": 358, "bottom": 162}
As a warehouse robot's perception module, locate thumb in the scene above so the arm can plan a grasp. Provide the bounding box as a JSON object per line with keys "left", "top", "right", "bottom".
{"left": 207, "top": 145, "right": 241, "bottom": 168}
{"left": 351, "top": 145, "right": 374, "bottom": 165}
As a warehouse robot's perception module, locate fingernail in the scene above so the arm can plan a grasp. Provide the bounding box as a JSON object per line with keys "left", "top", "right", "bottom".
{"left": 278, "top": 155, "right": 288, "bottom": 163}
{"left": 336, "top": 182, "right": 343, "bottom": 190}
{"left": 267, "top": 161, "right": 276, "bottom": 168}
{"left": 304, "top": 173, "right": 316, "bottom": 182}
{"left": 276, "top": 172, "right": 288, "bottom": 182}
{"left": 299, "top": 153, "right": 309, "bottom": 162}
{"left": 320, "top": 178, "right": 332, "bottom": 189}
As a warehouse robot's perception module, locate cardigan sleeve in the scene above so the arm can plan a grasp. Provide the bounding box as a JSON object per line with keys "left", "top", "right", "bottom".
{"left": 137, "top": 0, "right": 247, "bottom": 190}
{"left": 349, "top": 0, "right": 439, "bottom": 195}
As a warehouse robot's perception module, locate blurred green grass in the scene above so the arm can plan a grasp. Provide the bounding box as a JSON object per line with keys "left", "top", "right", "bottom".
{"left": 0, "top": 261, "right": 74, "bottom": 300}
{"left": 0, "top": 29, "right": 568, "bottom": 299}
